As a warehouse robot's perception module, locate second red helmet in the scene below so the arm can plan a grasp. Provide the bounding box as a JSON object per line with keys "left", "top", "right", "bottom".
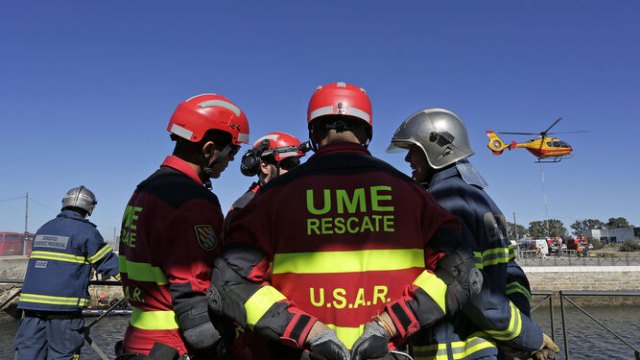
{"left": 307, "top": 82, "right": 372, "bottom": 127}
{"left": 253, "top": 131, "right": 304, "bottom": 162}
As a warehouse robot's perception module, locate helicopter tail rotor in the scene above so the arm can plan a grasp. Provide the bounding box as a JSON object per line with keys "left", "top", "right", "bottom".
{"left": 486, "top": 131, "right": 510, "bottom": 155}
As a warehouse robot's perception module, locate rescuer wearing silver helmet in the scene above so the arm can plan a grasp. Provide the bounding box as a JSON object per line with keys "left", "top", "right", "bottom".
{"left": 15, "top": 186, "right": 119, "bottom": 360}
{"left": 386, "top": 108, "right": 484, "bottom": 186}
{"left": 388, "top": 108, "right": 559, "bottom": 360}
{"left": 61, "top": 186, "right": 98, "bottom": 216}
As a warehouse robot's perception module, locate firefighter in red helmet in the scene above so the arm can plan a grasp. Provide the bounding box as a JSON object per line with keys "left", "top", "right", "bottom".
{"left": 228, "top": 131, "right": 309, "bottom": 217}
{"left": 209, "top": 82, "right": 481, "bottom": 360}
{"left": 117, "top": 93, "right": 249, "bottom": 359}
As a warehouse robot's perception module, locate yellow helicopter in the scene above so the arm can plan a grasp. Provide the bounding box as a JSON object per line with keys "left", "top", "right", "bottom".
{"left": 486, "top": 118, "right": 584, "bottom": 163}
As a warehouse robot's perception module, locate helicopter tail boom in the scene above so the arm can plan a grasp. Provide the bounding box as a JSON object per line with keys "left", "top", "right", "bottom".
{"left": 486, "top": 130, "right": 509, "bottom": 155}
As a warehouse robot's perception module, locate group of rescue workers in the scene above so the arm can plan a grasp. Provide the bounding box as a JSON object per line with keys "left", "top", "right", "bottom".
{"left": 14, "top": 82, "right": 560, "bottom": 360}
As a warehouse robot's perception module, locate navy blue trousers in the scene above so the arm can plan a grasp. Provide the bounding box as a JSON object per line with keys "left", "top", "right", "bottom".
{"left": 14, "top": 313, "right": 85, "bottom": 360}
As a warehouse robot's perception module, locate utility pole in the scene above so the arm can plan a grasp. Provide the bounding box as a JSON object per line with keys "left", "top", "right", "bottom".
{"left": 23, "top": 192, "right": 29, "bottom": 256}
{"left": 513, "top": 212, "right": 519, "bottom": 240}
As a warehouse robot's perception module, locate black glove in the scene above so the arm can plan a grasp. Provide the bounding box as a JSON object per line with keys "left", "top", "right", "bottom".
{"left": 182, "top": 321, "right": 221, "bottom": 351}
{"left": 308, "top": 329, "right": 350, "bottom": 360}
{"left": 351, "top": 321, "right": 391, "bottom": 360}
{"left": 174, "top": 298, "right": 222, "bottom": 352}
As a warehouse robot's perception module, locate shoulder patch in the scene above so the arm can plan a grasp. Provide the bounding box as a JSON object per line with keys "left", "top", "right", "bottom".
{"left": 194, "top": 225, "right": 218, "bottom": 251}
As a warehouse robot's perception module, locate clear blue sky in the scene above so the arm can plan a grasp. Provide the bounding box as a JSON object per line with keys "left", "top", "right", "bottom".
{"left": 1, "top": 1, "right": 638, "bottom": 241}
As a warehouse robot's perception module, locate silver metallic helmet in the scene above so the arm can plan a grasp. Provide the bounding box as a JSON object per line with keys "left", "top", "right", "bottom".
{"left": 61, "top": 186, "right": 97, "bottom": 216}
{"left": 386, "top": 108, "right": 474, "bottom": 169}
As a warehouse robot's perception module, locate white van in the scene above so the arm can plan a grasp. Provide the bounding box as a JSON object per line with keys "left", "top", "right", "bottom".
{"left": 533, "top": 239, "right": 549, "bottom": 256}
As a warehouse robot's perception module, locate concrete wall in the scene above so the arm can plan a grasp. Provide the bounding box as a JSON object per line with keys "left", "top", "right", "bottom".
{"left": 0, "top": 256, "right": 28, "bottom": 280}
{"left": 524, "top": 266, "right": 640, "bottom": 306}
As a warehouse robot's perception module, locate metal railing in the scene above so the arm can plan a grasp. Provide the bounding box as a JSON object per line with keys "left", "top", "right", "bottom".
{"left": 3, "top": 279, "right": 640, "bottom": 360}
{"left": 531, "top": 290, "right": 640, "bottom": 360}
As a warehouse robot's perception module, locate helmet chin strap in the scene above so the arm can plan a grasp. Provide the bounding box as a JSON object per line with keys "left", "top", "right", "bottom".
{"left": 200, "top": 144, "right": 235, "bottom": 189}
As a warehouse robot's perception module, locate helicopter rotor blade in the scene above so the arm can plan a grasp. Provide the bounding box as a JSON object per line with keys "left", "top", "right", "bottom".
{"left": 547, "top": 130, "right": 588, "bottom": 135}
{"left": 495, "top": 131, "right": 539, "bottom": 135}
{"left": 541, "top": 117, "right": 562, "bottom": 135}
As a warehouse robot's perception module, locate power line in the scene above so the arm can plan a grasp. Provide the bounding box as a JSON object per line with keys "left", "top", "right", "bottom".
{"left": 0, "top": 195, "right": 24, "bottom": 204}
{"left": 29, "top": 197, "right": 58, "bottom": 213}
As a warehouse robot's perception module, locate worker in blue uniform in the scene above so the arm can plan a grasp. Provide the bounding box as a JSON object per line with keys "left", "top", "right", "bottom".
{"left": 14, "top": 186, "right": 120, "bottom": 360}
{"left": 387, "top": 109, "right": 560, "bottom": 360}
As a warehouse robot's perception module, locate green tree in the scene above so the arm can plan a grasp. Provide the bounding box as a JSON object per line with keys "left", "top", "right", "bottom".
{"left": 570, "top": 219, "right": 605, "bottom": 235}
{"left": 529, "top": 221, "right": 547, "bottom": 238}
{"left": 528, "top": 219, "right": 567, "bottom": 238}
{"left": 507, "top": 222, "right": 527, "bottom": 240}
{"left": 607, "top": 217, "right": 630, "bottom": 229}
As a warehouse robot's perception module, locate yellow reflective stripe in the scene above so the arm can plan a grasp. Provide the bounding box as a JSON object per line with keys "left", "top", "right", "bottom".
{"left": 88, "top": 244, "right": 113, "bottom": 263}
{"left": 272, "top": 249, "right": 424, "bottom": 274}
{"left": 473, "top": 252, "right": 483, "bottom": 269}
{"left": 412, "top": 270, "right": 447, "bottom": 313}
{"left": 31, "top": 250, "right": 88, "bottom": 264}
{"left": 130, "top": 307, "right": 178, "bottom": 330}
{"left": 245, "top": 286, "right": 286, "bottom": 327}
{"left": 508, "top": 244, "right": 516, "bottom": 261}
{"left": 20, "top": 293, "right": 90, "bottom": 306}
{"left": 118, "top": 256, "right": 168, "bottom": 285}
{"left": 485, "top": 301, "right": 522, "bottom": 340}
{"left": 473, "top": 246, "right": 511, "bottom": 269}
{"left": 506, "top": 281, "right": 532, "bottom": 300}
{"left": 412, "top": 333, "right": 496, "bottom": 360}
{"left": 326, "top": 324, "right": 364, "bottom": 350}
{"left": 113, "top": 273, "right": 121, "bottom": 281}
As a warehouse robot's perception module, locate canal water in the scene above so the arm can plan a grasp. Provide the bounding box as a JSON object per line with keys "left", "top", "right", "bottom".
{"left": 1, "top": 306, "right": 639, "bottom": 360}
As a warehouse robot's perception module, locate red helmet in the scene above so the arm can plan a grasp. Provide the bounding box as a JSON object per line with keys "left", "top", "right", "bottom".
{"left": 253, "top": 132, "right": 304, "bottom": 162}
{"left": 307, "top": 82, "right": 372, "bottom": 127}
{"left": 167, "top": 93, "right": 249, "bottom": 145}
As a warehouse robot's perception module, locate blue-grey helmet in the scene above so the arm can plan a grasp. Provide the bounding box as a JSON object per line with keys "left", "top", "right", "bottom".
{"left": 386, "top": 108, "right": 474, "bottom": 169}
{"left": 61, "top": 186, "right": 97, "bottom": 216}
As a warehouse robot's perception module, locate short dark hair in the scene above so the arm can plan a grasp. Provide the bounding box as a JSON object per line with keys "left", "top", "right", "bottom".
{"left": 309, "top": 115, "right": 371, "bottom": 145}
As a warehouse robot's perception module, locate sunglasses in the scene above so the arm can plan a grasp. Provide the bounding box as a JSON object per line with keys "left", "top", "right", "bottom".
{"left": 278, "top": 157, "right": 300, "bottom": 170}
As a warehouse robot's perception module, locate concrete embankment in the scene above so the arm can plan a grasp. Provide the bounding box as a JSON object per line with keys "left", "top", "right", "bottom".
{"left": 524, "top": 266, "right": 640, "bottom": 306}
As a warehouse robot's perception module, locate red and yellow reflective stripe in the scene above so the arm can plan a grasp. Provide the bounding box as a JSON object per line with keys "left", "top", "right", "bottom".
{"left": 130, "top": 307, "right": 178, "bottom": 330}
{"left": 245, "top": 285, "right": 286, "bottom": 328}
{"left": 272, "top": 248, "right": 425, "bottom": 274}
{"left": 412, "top": 270, "right": 447, "bottom": 313}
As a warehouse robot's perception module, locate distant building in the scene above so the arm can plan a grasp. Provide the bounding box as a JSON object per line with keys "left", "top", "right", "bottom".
{"left": 580, "top": 227, "right": 639, "bottom": 244}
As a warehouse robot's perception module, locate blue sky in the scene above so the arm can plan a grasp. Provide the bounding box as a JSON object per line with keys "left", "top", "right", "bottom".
{"left": 1, "top": 1, "right": 638, "bottom": 241}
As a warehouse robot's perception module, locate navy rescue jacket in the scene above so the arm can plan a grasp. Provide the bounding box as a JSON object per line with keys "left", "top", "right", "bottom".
{"left": 18, "top": 209, "right": 120, "bottom": 312}
{"left": 411, "top": 163, "right": 543, "bottom": 360}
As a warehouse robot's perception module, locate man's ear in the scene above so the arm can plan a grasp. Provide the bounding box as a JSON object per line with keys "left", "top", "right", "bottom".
{"left": 202, "top": 141, "right": 216, "bottom": 159}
